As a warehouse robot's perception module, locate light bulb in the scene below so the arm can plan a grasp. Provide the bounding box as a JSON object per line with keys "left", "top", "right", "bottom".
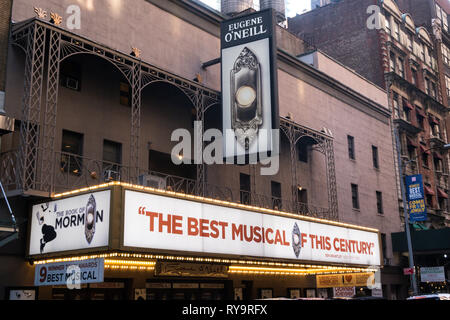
{"left": 236, "top": 85, "right": 256, "bottom": 107}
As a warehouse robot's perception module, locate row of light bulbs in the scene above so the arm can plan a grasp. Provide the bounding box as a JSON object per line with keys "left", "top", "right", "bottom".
{"left": 52, "top": 181, "right": 380, "bottom": 233}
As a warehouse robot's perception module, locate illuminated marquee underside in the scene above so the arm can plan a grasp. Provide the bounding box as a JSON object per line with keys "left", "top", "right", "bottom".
{"left": 33, "top": 252, "right": 378, "bottom": 276}
{"left": 37, "top": 183, "right": 381, "bottom": 268}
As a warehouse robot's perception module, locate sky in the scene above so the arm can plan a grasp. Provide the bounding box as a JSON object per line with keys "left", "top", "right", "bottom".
{"left": 199, "top": 0, "right": 311, "bottom": 18}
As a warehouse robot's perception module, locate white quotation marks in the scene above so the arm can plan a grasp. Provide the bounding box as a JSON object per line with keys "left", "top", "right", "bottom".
{"left": 366, "top": 5, "right": 382, "bottom": 30}
{"left": 66, "top": 265, "right": 81, "bottom": 290}
{"left": 66, "top": 5, "right": 81, "bottom": 30}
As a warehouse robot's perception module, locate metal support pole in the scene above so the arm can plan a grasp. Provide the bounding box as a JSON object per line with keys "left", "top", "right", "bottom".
{"left": 0, "top": 181, "right": 16, "bottom": 231}
{"left": 394, "top": 126, "right": 418, "bottom": 296}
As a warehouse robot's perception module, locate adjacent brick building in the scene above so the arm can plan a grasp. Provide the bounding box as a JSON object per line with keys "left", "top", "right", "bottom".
{"left": 289, "top": 0, "right": 450, "bottom": 229}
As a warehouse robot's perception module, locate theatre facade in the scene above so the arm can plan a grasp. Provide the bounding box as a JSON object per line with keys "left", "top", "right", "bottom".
{"left": 26, "top": 182, "right": 381, "bottom": 300}
{"left": 0, "top": 0, "right": 403, "bottom": 299}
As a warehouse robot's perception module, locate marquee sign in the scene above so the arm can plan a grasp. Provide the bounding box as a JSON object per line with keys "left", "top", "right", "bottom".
{"left": 123, "top": 190, "right": 381, "bottom": 266}
{"left": 28, "top": 190, "right": 111, "bottom": 256}
{"left": 221, "top": 9, "right": 279, "bottom": 162}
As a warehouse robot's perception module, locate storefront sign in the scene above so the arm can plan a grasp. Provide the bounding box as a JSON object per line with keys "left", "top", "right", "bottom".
{"left": 155, "top": 262, "right": 228, "bottom": 278}
{"left": 34, "top": 258, "right": 104, "bottom": 286}
{"left": 221, "top": 9, "right": 279, "bottom": 162}
{"left": 405, "top": 175, "right": 427, "bottom": 222}
{"left": 420, "top": 267, "right": 446, "bottom": 282}
{"left": 29, "top": 190, "right": 111, "bottom": 255}
{"left": 333, "top": 287, "right": 355, "bottom": 298}
{"left": 123, "top": 190, "right": 381, "bottom": 266}
{"left": 316, "top": 273, "right": 374, "bottom": 288}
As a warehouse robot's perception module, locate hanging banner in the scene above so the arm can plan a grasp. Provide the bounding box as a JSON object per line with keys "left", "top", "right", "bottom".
{"left": 221, "top": 9, "right": 279, "bottom": 163}
{"left": 316, "top": 273, "right": 375, "bottom": 288}
{"left": 34, "top": 258, "right": 104, "bottom": 286}
{"left": 405, "top": 174, "right": 427, "bottom": 222}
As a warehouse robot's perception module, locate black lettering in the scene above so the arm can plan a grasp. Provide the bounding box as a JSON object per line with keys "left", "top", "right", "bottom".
{"left": 96, "top": 210, "right": 103, "bottom": 223}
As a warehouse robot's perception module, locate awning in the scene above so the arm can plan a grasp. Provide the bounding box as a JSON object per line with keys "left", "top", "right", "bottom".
{"left": 420, "top": 145, "right": 430, "bottom": 154}
{"left": 424, "top": 185, "right": 435, "bottom": 195}
{"left": 402, "top": 98, "right": 413, "bottom": 109}
{"left": 415, "top": 107, "right": 426, "bottom": 118}
{"left": 430, "top": 116, "right": 440, "bottom": 125}
{"left": 434, "top": 152, "right": 443, "bottom": 160}
{"left": 437, "top": 188, "right": 448, "bottom": 199}
{"left": 407, "top": 137, "right": 418, "bottom": 148}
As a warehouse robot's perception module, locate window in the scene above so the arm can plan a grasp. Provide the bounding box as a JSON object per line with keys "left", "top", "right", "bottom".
{"left": 443, "top": 11, "right": 448, "bottom": 32}
{"left": 424, "top": 45, "right": 431, "bottom": 66}
{"left": 103, "top": 140, "right": 122, "bottom": 164}
{"left": 381, "top": 233, "right": 387, "bottom": 260}
{"left": 351, "top": 184, "right": 359, "bottom": 210}
{"left": 426, "top": 194, "right": 433, "bottom": 208}
{"left": 271, "top": 181, "right": 282, "bottom": 210}
{"left": 348, "top": 135, "right": 355, "bottom": 160}
{"left": 430, "top": 81, "right": 437, "bottom": 99}
{"left": 407, "top": 34, "right": 413, "bottom": 51}
{"left": 444, "top": 72, "right": 450, "bottom": 100}
{"left": 372, "top": 146, "right": 379, "bottom": 169}
{"left": 436, "top": 4, "right": 448, "bottom": 32}
{"left": 103, "top": 140, "right": 122, "bottom": 181}
{"left": 443, "top": 45, "right": 449, "bottom": 65}
{"left": 298, "top": 188, "right": 307, "bottom": 204}
{"left": 438, "top": 196, "right": 447, "bottom": 211}
{"left": 61, "top": 130, "right": 83, "bottom": 175}
{"left": 402, "top": 101, "right": 411, "bottom": 122}
{"left": 424, "top": 77, "right": 430, "bottom": 95}
{"left": 421, "top": 43, "right": 426, "bottom": 61}
{"left": 240, "top": 173, "right": 251, "bottom": 205}
{"left": 434, "top": 156, "right": 443, "bottom": 172}
{"left": 422, "top": 152, "right": 429, "bottom": 168}
{"left": 393, "top": 21, "right": 400, "bottom": 41}
{"left": 376, "top": 191, "right": 384, "bottom": 214}
{"left": 393, "top": 92, "right": 400, "bottom": 118}
{"left": 120, "top": 81, "right": 131, "bottom": 106}
{"left": 385, "top": 15, "right": 391, "bottom": 34}
{"left": 411, "top": 68, "right": 417, "bottom": 85}
{"left": 398, "top": 57, "right": 404, "bottom": 77}
{"left": 417, "top": 112, "right": 424, "bottom": 129}
{"left": 298, "top": 142, "right": 309, "bottom": 163}
{"left": 390, "top": 52, "right": 396, "bottom": 73}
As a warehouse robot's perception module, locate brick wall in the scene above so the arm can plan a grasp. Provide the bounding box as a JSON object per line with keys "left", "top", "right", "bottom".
{"left": 0, "top": 0, "right": 12, "bottom": 92}
{"left": 288, "top": 0, "right": 386, "bottom": 88}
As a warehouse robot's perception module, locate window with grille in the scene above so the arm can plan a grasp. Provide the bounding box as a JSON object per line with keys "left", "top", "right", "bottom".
{"left": 351, "top": 184, "right": 359, "bottom": 210}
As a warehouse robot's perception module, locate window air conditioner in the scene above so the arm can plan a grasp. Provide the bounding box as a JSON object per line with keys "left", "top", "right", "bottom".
{"left": 138, "top": 174, "right": 167, "bottom": 190}
{"left": 104, "top": 169, "right": 120, "bottom": 182}
{"left": 65, "top": 77, "right": 79, "bottom": 91}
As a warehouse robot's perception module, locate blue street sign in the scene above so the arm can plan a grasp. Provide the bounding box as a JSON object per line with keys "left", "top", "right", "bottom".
{"left": 405, "top": 174, "right": 427, "bottom": 222}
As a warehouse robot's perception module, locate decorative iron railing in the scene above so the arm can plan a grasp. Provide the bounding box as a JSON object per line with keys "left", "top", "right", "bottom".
{"left": 0, "top": 150, "right": 336, "bottom": 221}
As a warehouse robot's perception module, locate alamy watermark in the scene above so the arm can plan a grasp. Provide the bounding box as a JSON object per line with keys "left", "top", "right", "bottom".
{"left": 171, "top": 121, "right": 280, "bottom": 175}
{"left": 66, "top": 264, "right": 81, "bottom": 290}
{"left": 366, "top": 5, "right": 382, "bottom": 30}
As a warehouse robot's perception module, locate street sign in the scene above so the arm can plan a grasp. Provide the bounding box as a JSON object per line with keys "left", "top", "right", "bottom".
{"left": 403, "top": 267, "right": 415, "bottom": 275}
{"left": 405, "top": 175, "right": 427, "bottom": 222}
